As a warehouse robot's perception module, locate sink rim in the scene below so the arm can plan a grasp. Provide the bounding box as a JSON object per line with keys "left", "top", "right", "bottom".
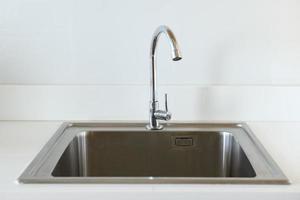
{"left": 18, "top": 122, "right": 289, "bottom": 184}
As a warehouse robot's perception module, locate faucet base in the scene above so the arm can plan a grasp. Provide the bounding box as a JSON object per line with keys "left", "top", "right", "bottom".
{"left": 146, "top": 124, "right": 164, "bottom": 130}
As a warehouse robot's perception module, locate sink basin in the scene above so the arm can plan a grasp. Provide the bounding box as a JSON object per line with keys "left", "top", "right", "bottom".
{"left": 52, "top": 131, "right": 255, "bottom": 178}
{"left": 19, "top": 122, "right": 288, "bottom": 184}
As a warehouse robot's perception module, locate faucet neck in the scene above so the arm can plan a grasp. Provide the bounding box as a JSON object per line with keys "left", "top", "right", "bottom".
{"left": 147, "top": 25, "right": 182, "bottom": 130}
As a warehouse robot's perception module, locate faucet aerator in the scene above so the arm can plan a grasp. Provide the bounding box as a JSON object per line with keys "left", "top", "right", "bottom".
{"left": 173, "top": 57, "right": 182, "bottom": 61}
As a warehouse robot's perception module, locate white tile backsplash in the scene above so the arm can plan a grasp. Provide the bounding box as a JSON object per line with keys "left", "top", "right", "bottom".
{"left": 0, "top": 85, "right": 299, "bottom": 121}
{"left": 0, "top": 0, "right": 299, "bottom": 85}
{"left": 0, "top": 0, "right": 299, "bottom": 120}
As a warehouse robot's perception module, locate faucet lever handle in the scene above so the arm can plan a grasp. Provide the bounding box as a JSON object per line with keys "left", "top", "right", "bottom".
{"left": 153, "top": 93, "right": 172, "bottom": 121}
{"left": 164, "top": 93, "right": 169, "bottom": 112}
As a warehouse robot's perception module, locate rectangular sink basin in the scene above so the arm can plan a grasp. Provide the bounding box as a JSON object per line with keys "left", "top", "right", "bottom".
{"left": 19, "top": 122, "right": 289, "bottom": 184}
{"left": 52, "top": 131, "right": 255, "bottom": 178}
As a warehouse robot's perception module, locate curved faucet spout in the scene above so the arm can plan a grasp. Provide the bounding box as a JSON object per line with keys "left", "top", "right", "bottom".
{"left": 151, "top": 25, "right": 182, "bottom": 63}
{"left": 147, "top": 25, "right": 182, "bottom": 130}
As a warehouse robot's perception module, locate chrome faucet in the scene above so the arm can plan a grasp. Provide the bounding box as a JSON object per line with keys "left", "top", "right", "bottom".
{"left": 146, "top": 25, "right": 182, "bottom": 130}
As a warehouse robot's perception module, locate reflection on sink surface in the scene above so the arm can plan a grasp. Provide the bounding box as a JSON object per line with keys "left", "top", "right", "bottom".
{"left": 52, "top": 131, "right": 255, "bottom": 178}
{"left": 19, "top": 122, "right": 288, "bottom": 184}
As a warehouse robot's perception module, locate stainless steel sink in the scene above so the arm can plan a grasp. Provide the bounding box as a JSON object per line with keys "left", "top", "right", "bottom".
{"left": 18, "top": 122, "right": 289, "bottom": 184}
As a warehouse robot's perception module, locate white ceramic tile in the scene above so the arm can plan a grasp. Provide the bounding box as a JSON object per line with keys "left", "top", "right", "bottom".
{"left": 0, "top": 85, "right": 299, "bottom": 121}
{"left": 0, "top": 0, "right": 299, "bottom": 85}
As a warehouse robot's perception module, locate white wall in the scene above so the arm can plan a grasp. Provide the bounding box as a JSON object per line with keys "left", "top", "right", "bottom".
{"left": 0, "top": 0, "right": 299, "bottom": 120}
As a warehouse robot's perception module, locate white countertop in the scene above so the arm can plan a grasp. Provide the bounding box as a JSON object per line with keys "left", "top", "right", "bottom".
{"left": 0, "top": 121, "right": 299, "bottom": 200}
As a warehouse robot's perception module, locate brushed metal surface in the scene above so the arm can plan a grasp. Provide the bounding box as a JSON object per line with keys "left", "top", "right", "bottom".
{"left": 18, "top": 122, "right": 289, "bottom": 184}
{"left": 52, "top": 131, "right": 255, "bottom": 177}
